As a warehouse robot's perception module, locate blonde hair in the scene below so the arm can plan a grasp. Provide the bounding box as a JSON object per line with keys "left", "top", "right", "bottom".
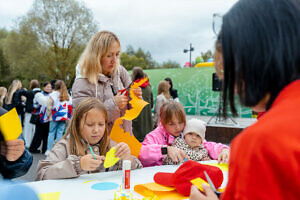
{"left": 157, "top": 80, "right": 171, "bottom": 99}
{"left": 5, "top": 80, "right": 22, "bottom": 104}
{"left": 63, "top": 97, "right": 110, "bottom": 156}
{"left": 0, "top": 87, "right": 7, "bottom": 107}
{"left": 78, "top": 31, "right": 121, "bottom": 84}
{"left": 54, "top": 80, "right": 70, "bottom": 102}
{"left": 160, "top": 101, "right": 186, "bottom": 126}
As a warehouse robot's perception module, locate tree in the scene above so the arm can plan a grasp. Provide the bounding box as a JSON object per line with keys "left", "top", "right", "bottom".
{"left": 200, "top": 50, "right": 213, "bottom": 62}
{"left": 5, "top": 0, "right": 98, "bottom": 86}
{"left": 0, "top": 28, "right": 11, "bottom": 86}
{"left": 122, "top": 46, "right": 155, "bottom": 69}
{"left": 158, "top": 60, "right": 181, "bottom": 69}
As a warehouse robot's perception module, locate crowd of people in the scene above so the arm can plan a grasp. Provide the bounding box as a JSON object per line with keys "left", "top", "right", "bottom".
{"left": 1, "top": 0, "right": 300, "bottom": 199}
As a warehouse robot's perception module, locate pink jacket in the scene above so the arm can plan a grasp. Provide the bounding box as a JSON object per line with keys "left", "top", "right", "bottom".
{"left": 139, "top": 122, "right": 229, "bottom": 167}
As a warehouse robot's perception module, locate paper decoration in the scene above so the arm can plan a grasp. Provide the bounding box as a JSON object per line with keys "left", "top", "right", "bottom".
{"left": 104, "top": 147, "right": 120, "bottom": 168}
{"left": 204, "top": 163, "right": 228, "bottom": 172}
{"left": 91, "top": 182, "right": 119, "bottom": 190}
{"left": 110, "top": 78, "right": 149, "bottom": 157}
{"left": 134, "top": 182, "right": 187, "bottom": 200}
{"left": 0, "top": 108, "right": 22, "bottom": 141}
{"left": 38, "top": 192, "right": 61, "bottom": 200}
{"left": 190, "top": 177, "right": 209, "bottom": 192}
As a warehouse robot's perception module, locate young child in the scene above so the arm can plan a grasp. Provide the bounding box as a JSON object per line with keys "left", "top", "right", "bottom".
{"left": 36, "top": 97, "right": 142, "bottom": 180}
{"left": 139, "top": 101, "right": 229, "bottom": 167}
{"left": 163, "top": 118, "right": 227, "bottom": 165}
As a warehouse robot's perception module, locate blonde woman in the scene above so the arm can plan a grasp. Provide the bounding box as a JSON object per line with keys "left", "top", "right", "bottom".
{"left": 45, "top": 80, "right": 72, "bottom": 155}
{"left": 3, "top": 80, "right": 26, "bottom": 124}
{"left": 0, "top": 87, "right": 7, "bottom": 107}
{"left": 72, "top": 31, "right": 141, "bottom": 134}
{"left": 153, "top": 80, "right": 171, "bottom": 127}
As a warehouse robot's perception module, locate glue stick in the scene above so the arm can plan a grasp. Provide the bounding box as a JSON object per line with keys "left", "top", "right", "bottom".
{"left": 122, "top": 160, "right": 131, "bottom": 191}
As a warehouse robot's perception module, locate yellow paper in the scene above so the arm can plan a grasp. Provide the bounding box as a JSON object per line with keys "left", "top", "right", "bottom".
{"left": 110, "top": 78, "right": 149, "bottom": 157}
{"left": 190, "top": 177, "right": 209, "bottom": 192}
{"left": 38, "top": 192, "right": 61, "bottom": 200}
{"left": 204, "top": 163, "right": 229, "bottom": 172}
{"left": 0, "top": 108, "right": 22, "bottom": 141}
{"left": 110, "top": 119, "right": 142, "bottom": 157}
{"left": 104, "top": 147, "right": 120, "bottom": 168}
{"left": 134, "top": 182, "right": 187, "bottom": 200}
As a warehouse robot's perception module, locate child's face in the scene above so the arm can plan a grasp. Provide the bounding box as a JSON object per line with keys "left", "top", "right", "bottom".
{"left": 164, "top": 117, "right": 185, "bottom": 137}
{"left": 80, "top": 108, "right": 106, "bottom": 145}
{"left": 184, "top": 132, "right": 202, "bottom": 148}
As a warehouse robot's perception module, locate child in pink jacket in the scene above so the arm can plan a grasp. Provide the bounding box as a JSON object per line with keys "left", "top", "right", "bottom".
{"left": 139, "top": 101, "right": 229, "bottom": 167}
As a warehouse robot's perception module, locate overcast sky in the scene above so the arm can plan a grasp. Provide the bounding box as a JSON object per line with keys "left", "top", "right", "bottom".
{"left": 0, "top": 0, "right": 237, "bottom": 66}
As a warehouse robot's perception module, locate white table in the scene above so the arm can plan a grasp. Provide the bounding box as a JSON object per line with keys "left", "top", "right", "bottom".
{"left": 25, "top": 161, "right": 228, "bottom": 200}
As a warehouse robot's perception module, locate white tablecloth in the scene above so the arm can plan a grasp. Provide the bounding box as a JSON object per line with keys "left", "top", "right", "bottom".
{"left": 25, "top": 160, "right": 228, "bottom": 200}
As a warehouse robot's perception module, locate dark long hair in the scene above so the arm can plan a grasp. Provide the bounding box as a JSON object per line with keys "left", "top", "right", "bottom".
{"left": 221, "top": 0, "right": 300, "bottom": 116}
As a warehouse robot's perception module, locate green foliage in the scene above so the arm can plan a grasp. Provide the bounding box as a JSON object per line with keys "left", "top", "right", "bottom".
{"left": 121, "top": 45, "right": 155, "bottom": 70}
{"left": 200, "top": 50, "right": 213, "bottom": 62}
{"left": 2, "top": 0, "right": 98, "bottom": 87}
{"left": 157, "top": 60, "right": 181, "bottom": 69}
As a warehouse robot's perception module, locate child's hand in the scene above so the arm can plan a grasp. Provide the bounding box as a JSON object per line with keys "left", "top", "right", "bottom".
{"left": 167, "top": 146, "right": 189, "bottom": 163}
{"left": 114, "top": 93, "right": 129, "bottom": 109}
{"left": 0, "top": 139, "right": 25, "bottom": 161}
{"left": 218, "top": 148, "right": 230, "bottom": 163}
{"left": 133, "top": 87, "right": 142, "bottom": 99}
{"left": 80, "top": 154, "right": 104, "bottom": 171}
{"left": 115, "top": 142, "right": 133, "bottom": 162}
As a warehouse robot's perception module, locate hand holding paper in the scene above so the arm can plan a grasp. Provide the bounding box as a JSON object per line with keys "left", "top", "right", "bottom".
{"left": 80, "top": 154, "right": 104, "bottom": 171}
{"left": 104, "top": 147, "right": 120, "bottom": 168}
{"left": 0, "top": 139, "right": 25, "bottom": 161}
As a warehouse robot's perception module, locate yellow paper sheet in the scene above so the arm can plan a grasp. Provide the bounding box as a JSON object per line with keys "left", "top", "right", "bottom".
{"left": 110, "top": 78, "right": 149, "bottom": 157}
{"left": 104, "top": 147, "right": 120, "bottom": 168}
{"left": 190, "top": 177, "right": 209, "bottom": 192}
{"left": 134, "top": 182, "right": 187, "bottom": 200}
{"left": 204, "top": 163, "right": 229, "bottom": 172}
{"left": 38, "top": 192, "right": 61, "bottom": 200}
{"left": 0, "top": 108, "right": 22, "bottom": 141}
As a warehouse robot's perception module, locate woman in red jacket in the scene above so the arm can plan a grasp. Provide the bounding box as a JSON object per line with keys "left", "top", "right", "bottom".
{"left": 190, "top": 0, "right": 300, "bottom": 199}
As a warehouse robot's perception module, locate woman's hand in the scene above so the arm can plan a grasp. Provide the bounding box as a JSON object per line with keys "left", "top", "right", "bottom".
{"left": 133, "top": 87, "right": 142, "bottom": 99}
{"left": 218, "top": 148, "right": 230, "bottom": 163}
{"left": 115, "top": 142, "right": 133, "bottom": 162}
{"left": 167, "top": 146, "right": 189, "bottom": 163}
{"left": 80, "top": 154, "right": 104, "bottom": 171}
{"left": 190, "top": 185, "right": 219, "bottom": 200}
{"left": 0, "top": 139, "right": 25, "bottom": 161}
{"left": 114, "top": 93, "right": 129, "bottom": 109}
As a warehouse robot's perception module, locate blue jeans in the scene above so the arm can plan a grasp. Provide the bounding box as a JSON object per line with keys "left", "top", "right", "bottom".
{"left": 47, "top": 121, "right": 66, "bottom": 151}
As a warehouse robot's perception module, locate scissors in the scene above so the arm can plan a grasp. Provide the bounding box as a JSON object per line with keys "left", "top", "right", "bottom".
{"left": 204, "top": 171, "right": 221, "bottom": 197}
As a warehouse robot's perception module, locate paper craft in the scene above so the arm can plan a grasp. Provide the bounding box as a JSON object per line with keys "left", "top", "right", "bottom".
{"left": 104, "top": 147, "right": 120, "bottom": 168}
{"left": 190, "top": 177, "right": 209, "bottom": 192}
{"left": 134, "top": 182, "right": 187, "bottom": 200}
{"left": 0, "top": 108, "right": 22, "bottom": 141}
{"left": 110, "top": 78, "right": 149, "bottom": 157}
{"left": 91, "top": 182, "right": 119, "bottom": 191}
{"left": 38, "top": 192, "right": 61, "bottom": 200}
{"left": 204, "top": 163, "right": 228, "bottom": 172}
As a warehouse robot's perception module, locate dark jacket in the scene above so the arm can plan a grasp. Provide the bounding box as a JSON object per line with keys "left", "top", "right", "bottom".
{"left": 25, "top": 88, "right": 41, "bottom": 113}
{"left": 0, "top": 107, "right": 33, "bottom": 179}
{"left": 132, "top": 81, "right": 154, "bottom": 142}
{"left": 3, "top": 89, "right": 27, "bottom": 115}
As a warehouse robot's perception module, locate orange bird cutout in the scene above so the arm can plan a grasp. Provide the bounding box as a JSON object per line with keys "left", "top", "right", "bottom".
{"left": 110, "top": 77, "right": 149, "bottom": 157}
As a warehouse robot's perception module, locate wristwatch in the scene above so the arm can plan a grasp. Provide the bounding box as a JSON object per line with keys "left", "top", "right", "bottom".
{"left": 161, "top": 146, "right": 168, "bottom": 155}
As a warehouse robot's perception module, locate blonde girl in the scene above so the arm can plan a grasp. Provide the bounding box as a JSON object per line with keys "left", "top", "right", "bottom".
{"left": 139, "top": 101, "right": 229, "bottom": 167}
{"left": 45, "top": 80, "right": 72, "bottom": 155}
{"left": 72, "top": 31, "right": 142, "bottom": 134}
{"left": 153, "top": 80, "right": 171, "bottom": 127}
{"left": 0, "top": 87, "right": 7, "bottom": 107}
{"left": 3, "top": 80, "right": 23, "bottom": 111}
{"left": 36, "top": 97, "right": 142, "bottom": 180}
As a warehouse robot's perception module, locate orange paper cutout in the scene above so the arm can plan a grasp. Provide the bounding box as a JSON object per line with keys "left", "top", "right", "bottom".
{"left": 134, "top": 182, "right": 187, "bottom": 200}
{"left": 110, "top": 78, "right": 149, "bottom": 157}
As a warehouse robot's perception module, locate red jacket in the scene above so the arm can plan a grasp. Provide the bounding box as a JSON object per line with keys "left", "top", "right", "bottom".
{"left": 222, "top": 80, "right": 300, "bottom": 200}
